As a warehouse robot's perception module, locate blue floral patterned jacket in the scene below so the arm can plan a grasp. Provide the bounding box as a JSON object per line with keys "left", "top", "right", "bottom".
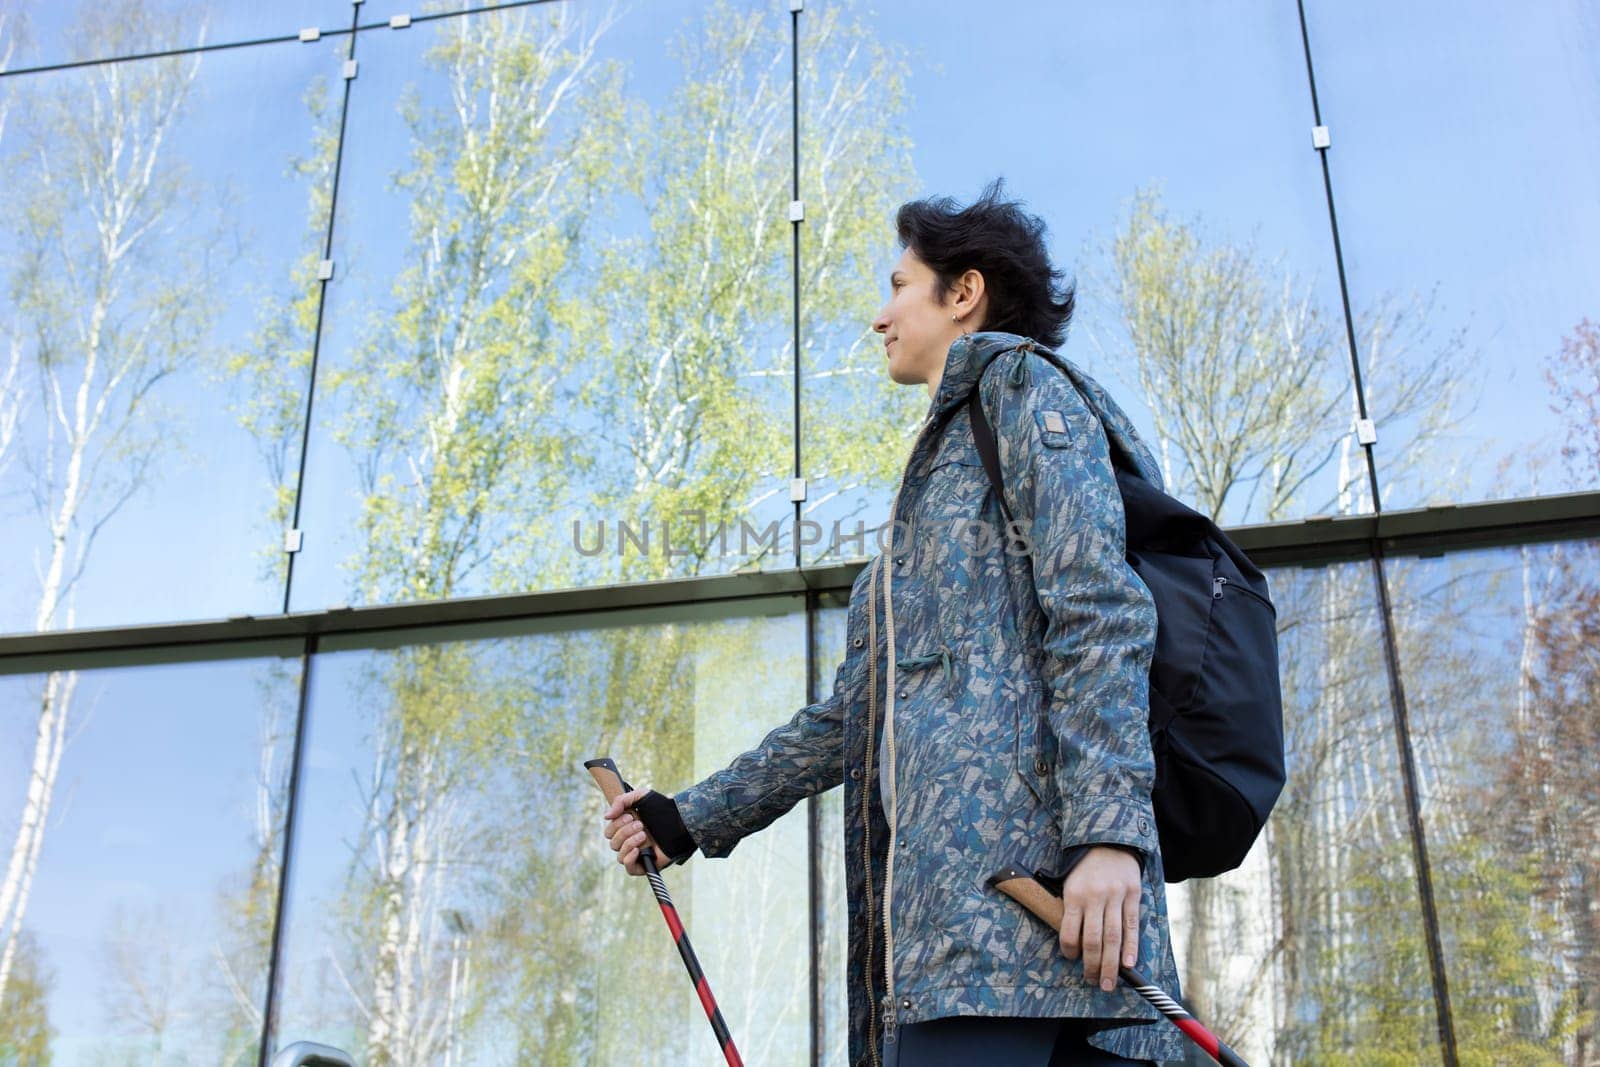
{"left": 674, "top": 332, "right": 1185, "bottom": 1066}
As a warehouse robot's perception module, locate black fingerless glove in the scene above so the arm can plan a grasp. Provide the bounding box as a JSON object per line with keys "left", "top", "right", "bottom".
{"left": 635, "top": 789, "right": 697, "bottom": 862}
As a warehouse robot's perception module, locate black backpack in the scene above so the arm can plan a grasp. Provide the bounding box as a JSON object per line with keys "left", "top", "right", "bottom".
{"left": 966, "top": 348, "right": 1285, "bottom": 883}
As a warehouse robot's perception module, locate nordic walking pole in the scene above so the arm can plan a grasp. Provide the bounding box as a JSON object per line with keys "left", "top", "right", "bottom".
{"left": 987, "top": 866, "right": 1251, "bottom": 1067}
{"left": 586, "top": 758, "right": 745, "bottom": 1067}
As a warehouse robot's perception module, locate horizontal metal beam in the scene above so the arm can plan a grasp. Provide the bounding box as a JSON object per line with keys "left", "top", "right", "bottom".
{"left": 0, "top": 562, "right": 861, "bottom": 671}
{"left": 1, "top": 491, "right": 1596, "bottom": 668}
{"left": 1231, "top": 489, "right": 1600, "bottom": 566}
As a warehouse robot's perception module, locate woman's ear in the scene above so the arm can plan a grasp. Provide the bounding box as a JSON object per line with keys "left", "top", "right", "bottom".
{"left": 956, "top": 268, "right": 988, "bottom": 325}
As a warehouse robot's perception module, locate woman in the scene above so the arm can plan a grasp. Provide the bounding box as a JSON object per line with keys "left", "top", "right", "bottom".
{"left": 602, "top": 180, "right": 1185, "bottom": 1067}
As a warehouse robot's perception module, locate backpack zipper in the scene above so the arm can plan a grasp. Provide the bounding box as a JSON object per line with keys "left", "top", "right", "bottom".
{"left": 1214, "top": 573, "right": 1275, "bottom": 609}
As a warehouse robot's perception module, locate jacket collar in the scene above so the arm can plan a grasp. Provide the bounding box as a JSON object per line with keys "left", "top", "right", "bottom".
{"left": 921, "top": 329, "right": 1167, "bottom": 490}
{"left": 925, "top": 330, "right": 1030, "bottom": 420}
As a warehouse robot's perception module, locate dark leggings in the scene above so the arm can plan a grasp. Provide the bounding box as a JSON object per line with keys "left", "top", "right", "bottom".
{"left": 881, "top": 1015, "right": 1154, "bottom": 1066}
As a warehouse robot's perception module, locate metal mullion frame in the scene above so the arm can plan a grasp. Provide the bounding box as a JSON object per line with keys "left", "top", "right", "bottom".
{"left": 256, "top": 634, "right": 320, "bottom": 1067}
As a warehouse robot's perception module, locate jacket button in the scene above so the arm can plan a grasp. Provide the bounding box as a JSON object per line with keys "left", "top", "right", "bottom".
{"left": 850, "top": 768, "right": 861, "bottom": 780}
{"left": 893, "top": 555, "right": 905, "bottom": 567}
{"left": 897, "top": 689, "right": 907, "bottom": 700}
{"left": 853, "top": 637, "right": 864, "bottom": 648}
{"left": 1138, "top": 817, "right": 1151, "bottom": 835}
{"left": 1034, "top": 757, "right": 1049, "bottom": 776}
{"left": 901, "top": 998, "right": 912, "bottom": 1010}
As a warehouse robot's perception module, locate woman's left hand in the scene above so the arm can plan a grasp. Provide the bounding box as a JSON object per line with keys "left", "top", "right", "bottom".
{"left": 1058, "top": 845, "right": 1141, "bottom": 992}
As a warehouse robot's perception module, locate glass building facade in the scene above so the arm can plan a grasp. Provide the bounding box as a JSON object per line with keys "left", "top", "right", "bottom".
{"left": 1, "top": 1, "right": 1597, "bottom": 1064}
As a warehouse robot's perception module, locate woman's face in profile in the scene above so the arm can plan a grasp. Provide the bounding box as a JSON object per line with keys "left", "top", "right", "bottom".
{"left": 872, "top": 247, "right": 962, "bottom": 388}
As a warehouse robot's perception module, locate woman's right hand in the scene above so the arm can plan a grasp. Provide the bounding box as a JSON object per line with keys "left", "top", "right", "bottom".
{"left": 603, "top": 785, "right": 673, "bottom": 876}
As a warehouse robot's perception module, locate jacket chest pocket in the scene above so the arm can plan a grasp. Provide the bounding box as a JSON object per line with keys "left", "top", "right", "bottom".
{"left": 910, "top": 456, "right": 989, "bottom": 642}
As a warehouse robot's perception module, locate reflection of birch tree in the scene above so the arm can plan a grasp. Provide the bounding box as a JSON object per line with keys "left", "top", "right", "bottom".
{"left": 305, "top": 8, "right": 627, "bottom": 1062}
{"left": 100, "top": 902, "right": 187, "bottom": 1060}
{"left": 208, "top": 664, "right": 298, "bottom": 1065}
{"left": 330, "top": 5, "right": 625, "bottom": 605}
{"left": 0, "top": 12, "right": 20, "bottom": 484}
{"left": 575, "top": 1, "right": 919, "bottom": 575}
{"left": 1093, "top": 185, "right": 1471, "bottom": 525}
{"left": 1495, "top": 320, "right": 1600, "bottom": 1064}
{"left": 0, "top": 1, "right": 209, "bottom": 1017}
{"left": 1089, "top": 187, "right": 1472, "bottom": 1061}
{"left": 217, "top": 0, "right": 915, "bottom": 1058}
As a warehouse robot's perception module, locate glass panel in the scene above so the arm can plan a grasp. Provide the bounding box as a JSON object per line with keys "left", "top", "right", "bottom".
{"left": 0, "top": 35, "right": 344, "bottom": 631}
{"left": 273, "top": 597, "right": 812, "bottom": 1064}
{"left": 1165, "top": 563, "right": 1443, "bottom": 1065}
{"left": 1388, "top": 541, "right": 1600, "bottom": 1062}
{"left": 1303, "top": 0, "right": 1600, "bottom": 507}
{"left": 289, "top": 0, "right": 795, "bottom": 612}
{"left": 803, "top": 0, "right": 1363, "bottom": 572}
{"left": 812, "top": 592, "right": 849, "bottom": 1066}
{"left": 1, "top": 3, "right": 342, "bottom": 72}
{"left": 0, "top": 644, "right": 302, "bottom": 1065}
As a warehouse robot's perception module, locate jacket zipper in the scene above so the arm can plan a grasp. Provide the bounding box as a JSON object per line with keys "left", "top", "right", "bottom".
{"left": 862, "top": 555, "right": 882, "bottom": 1066}
{"left": 875, "top": 413, "right": 934, "bottom": 1052}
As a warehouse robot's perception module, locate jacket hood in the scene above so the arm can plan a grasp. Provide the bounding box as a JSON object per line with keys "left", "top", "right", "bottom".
{"left": 926, "top": 330, "right": 1166, "bottom": 491}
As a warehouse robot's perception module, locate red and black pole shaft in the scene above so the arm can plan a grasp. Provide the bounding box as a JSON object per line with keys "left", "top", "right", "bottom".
{"left": 586, "top": 758, "right": 744, "bottom": 1067}
{"left": 987, "top": 866, "right": 1251, "bottom": 1067}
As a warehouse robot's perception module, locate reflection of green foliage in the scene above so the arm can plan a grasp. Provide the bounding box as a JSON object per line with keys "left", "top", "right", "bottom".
{"left": 1439, "top": 845, "right": 1578, "bottom": 1066}
{"left": 214, "top": 0, "right": 916, "bottom": 1061}
{"left": 0, "top": 930, "right": 52, "bottom": 1065}
{"left": 1274, "top": 813, "right": 1438, "bottom": 1065}
{"left": 1093, "top": 186, "right": 1471, "bottom": 525}
{"left": 1277, "top": 752, "right": 1576, "bottom": 1065}
{"left": 329, "top": 8, "right": 627, "bottom": 603}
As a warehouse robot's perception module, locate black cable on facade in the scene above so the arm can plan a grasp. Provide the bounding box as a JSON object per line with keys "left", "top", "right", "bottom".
{"left": 1293, "top": 3, "right": 1460, "bottom": 1063}
{"left": 791, "top": 2, "right": 806, "bottom": 574}
{"left": 280, "top": 7, "right": 364, "bottom": 615}
{"left": 0, "top": 33, "right": 330, "bottom": 79}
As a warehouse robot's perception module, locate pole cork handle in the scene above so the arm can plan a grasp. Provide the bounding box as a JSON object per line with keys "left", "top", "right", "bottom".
{"left": 986, "top": 866, "right": 1252, "bottom": 1067}
{"left": 585, "top": 757, "right": 669, "bottom": 866}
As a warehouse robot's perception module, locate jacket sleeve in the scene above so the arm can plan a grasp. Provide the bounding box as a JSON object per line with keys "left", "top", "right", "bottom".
{"left": 671, "top": 579, "right": 867, "bottom": 859}
{"left": 981, "top": 350, "right": 1160, "bottom": 868}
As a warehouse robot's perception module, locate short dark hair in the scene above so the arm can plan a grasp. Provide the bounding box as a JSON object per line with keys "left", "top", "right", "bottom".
{"left": 894, "top": 177, "right": 1075, "bottom": 350}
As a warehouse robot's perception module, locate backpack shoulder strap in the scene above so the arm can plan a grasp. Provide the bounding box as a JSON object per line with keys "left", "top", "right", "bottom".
{"left": 966, "top": 379, "right": 1014, "bottom": 529}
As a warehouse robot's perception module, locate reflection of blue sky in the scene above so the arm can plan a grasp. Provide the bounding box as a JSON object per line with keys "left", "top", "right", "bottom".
{"left": 0, "top": 651, "right": 301, "bottom": 1061}
{"left": 3, "top": 0, "right": 1596, "bottom": 633}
